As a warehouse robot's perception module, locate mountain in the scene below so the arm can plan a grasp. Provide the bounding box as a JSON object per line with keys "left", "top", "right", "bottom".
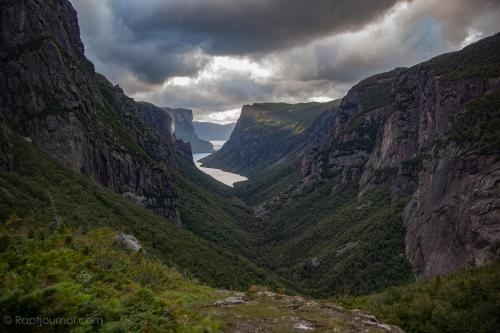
{"left": 201, "top": 100, "right": 340, "bottom": 178}
{"left": 162, "top": 107, "right": 214, "bottom": 153}
{"left": 243, "top": 34, "right": 500, "bottom": 295}
{"left": 194, "top": 121, "right": 236, "bottom": 141}
{"left": 298, "top": 34, "right": 500, "bottom": 279}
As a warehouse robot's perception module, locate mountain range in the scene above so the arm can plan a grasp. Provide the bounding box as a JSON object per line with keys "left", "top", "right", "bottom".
{"left": 0, "top": 0, "right": 499, "bottom": 332}
{"left": 194, "top": 121, "right": 236, "bottom": 141}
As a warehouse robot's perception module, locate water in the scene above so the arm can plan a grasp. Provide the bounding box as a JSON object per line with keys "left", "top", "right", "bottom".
{"left": 192, "top": 141, "right": 248, "bottom": 187}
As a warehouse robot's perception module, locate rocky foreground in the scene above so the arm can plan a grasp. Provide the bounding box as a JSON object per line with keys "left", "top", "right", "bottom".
{"left": 209, "top": 290, "right": 404, "bottom": 333}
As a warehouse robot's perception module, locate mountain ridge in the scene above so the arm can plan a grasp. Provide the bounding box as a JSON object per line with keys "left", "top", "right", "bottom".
{"left": 194, "top": 121, "right": 236, "bottom": 141}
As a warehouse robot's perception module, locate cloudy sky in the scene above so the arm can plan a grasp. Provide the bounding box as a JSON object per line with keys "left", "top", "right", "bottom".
{"left": 70, "top": 0, "right": 500, "bottom": 123}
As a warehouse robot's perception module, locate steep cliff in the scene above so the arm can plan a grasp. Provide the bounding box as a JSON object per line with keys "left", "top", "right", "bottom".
{"left": 201, "top": 100, "right": 340, "bottom": 177}
{"left": 163, "top": 107, "right": 214, "bottom": 153}
{"left": 0, "top": 0, "right": 184, "bottom": 224}
{"left": 136, "top": 102, "right": 194, "bottom": 163}
{"left": 299, "top": 33, "right": 500, "bottom": 279}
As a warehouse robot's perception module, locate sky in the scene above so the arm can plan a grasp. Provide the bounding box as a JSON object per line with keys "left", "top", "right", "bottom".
{"left": 70, "top": 0, "right": 500, "bottom": 124}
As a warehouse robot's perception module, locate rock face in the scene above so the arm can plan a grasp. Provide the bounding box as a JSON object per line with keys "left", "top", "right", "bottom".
{"left": 202, "top": 101, "right": 340, "bottom": 176}
{"left": 136, "top": 102, "right": 194, "bottom": 164}
{"left": 162, "top": 107, "right": 214, "bottom": 153}
{"left": 0, "top": 0, "right": 182, "bottom": 225}
{"left": 299, "top": 34, "right": 500, "bottom": 279}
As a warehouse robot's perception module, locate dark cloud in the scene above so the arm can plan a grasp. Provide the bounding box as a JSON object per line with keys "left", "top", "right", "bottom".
{"left": 95, "top": 42, "right": 207, "bottom": 84}
{"left": 109, "top": 0, "right": 405, "bottom": 55}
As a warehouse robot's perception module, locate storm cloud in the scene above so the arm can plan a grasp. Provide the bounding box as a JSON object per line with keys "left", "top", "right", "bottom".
{"left": 109, "top": 0, "right": 405, "bottom": 55}
{"left": 70, "top": 0, "right": 500, "bottom": 123}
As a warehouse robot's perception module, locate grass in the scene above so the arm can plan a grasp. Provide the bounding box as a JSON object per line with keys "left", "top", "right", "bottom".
{"left": 424, "top": 33, "right": 500, "bottom": 81}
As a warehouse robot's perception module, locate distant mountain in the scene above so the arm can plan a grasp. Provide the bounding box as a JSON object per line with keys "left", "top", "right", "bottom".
{"left": 194, "top": 121, "right": 236, "bottom": 141}
{"left": 200, "top": 100, "right": 340, "bottom": 178}
{"left": 162, "top": 108, "right": 214, "bottom": 153}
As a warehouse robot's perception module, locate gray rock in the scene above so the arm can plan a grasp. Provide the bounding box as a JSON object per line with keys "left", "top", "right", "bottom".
{"left": 118, "top": 234, "right": 143, "bottom": 252}
{"left": 214, "top": 296, "right": 246, "bottom": 307}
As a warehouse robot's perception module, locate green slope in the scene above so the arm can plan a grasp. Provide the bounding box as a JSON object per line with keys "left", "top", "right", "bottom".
{"left": 0, "top": 122, "right": 275, "bottom": 290}
{"left": 0, "top": 218, "right": 222, "bottom": 332}
{"left": 255, "top": 180, "right": 413, "bottom": 298}
{"left": 345, "top": 262, "right": 500, "bottom": 333}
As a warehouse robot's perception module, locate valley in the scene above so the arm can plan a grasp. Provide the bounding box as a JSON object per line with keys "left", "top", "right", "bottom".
{"left": 0, "top": 0, "right": 499, "bottom": 332}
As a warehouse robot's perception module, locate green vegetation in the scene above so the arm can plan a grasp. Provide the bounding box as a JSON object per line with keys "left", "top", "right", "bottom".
{"left": 97, "top": 85, "right": 160, "bottom": 164}
{"left": 425, "top": 33, "right": 500, "bottom": 81}
{"left": 0, "top": 123, "right": 274, "bottom": 290}
{"left": 344, "top": 262, "right": 500, "bottom": 333}
{"left": 257, "top": 183, "right": 413, "bottom": 298}
{"left": 0, "top": 216, "right": 222, "bottom": 332}
{"left": 234, "top": 160, "right": 301, "bottom": 206}
{"left": 450, "top": 89, "right": 500, "bottom": 154}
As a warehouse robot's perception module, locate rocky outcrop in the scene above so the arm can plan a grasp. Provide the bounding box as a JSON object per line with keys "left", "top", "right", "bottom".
{"left": 163, "top": 107, "right": 214, "bottom": 153}
{"left": 299, "top": 34, "right": 500, "bottom": 278}
{"left": 0, "top": 0, "right": 182, "bottom": 225}
{"left": 208, "top": 290, "right": 405, "bottom": 332}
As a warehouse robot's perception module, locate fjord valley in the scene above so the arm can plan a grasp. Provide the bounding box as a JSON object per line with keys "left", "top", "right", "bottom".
{"left": 1, "top": 0, "right": 499, "bottom": 332}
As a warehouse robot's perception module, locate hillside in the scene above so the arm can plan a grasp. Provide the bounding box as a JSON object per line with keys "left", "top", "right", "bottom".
{"left": 201, "top": 100, "right": 340, "bottom": 177}
{"left": 194, "top": 122, "right": 236, "bottom": 141}
{"left": 164, "top": 108, "right": 214, "bottom": 153}
{"left": 0, "top": 122, "right": 273, "bottom": 289}
{"left": 346, "top": 262, "right": 500, "bottom": 333}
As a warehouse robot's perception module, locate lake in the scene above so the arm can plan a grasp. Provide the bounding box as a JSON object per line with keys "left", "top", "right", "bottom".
{"left": 192, "top": 141, "right": 248, "bottom": 187}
